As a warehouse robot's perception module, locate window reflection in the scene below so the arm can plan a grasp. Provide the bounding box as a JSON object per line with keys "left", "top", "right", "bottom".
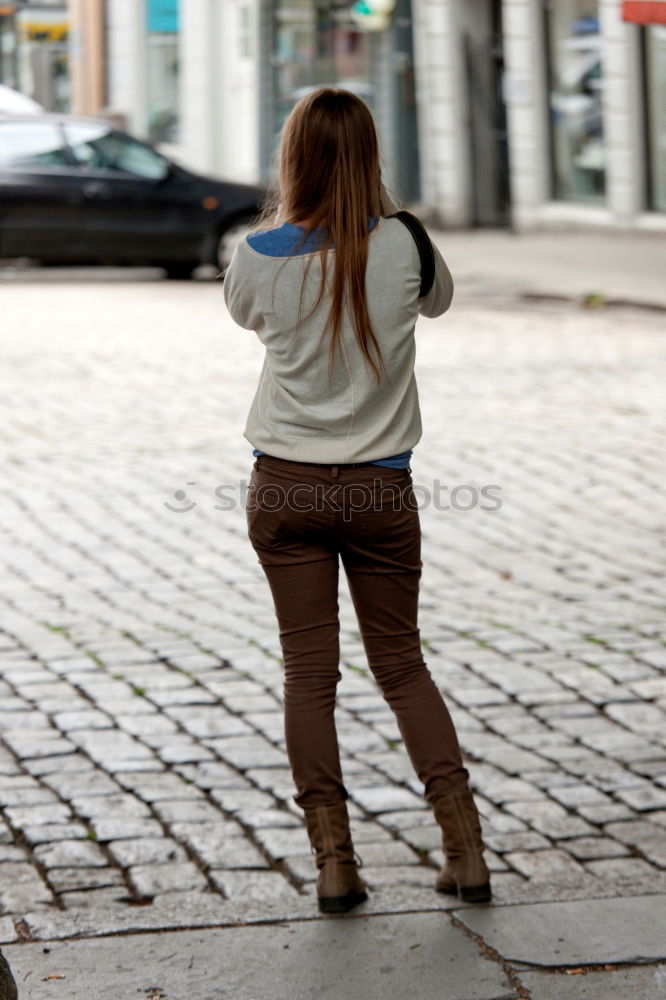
{"left": 546, "top": 1, "right": 605, "bottom": 202}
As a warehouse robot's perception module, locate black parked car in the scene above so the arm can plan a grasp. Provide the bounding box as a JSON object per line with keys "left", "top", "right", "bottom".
{"left": 0, "top": 114, "right": 266, "bottom": 278}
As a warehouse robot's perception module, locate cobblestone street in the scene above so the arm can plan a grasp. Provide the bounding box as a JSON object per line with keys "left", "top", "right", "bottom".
{"left": 1, "top": 276, "right": 665, "bottom": 945}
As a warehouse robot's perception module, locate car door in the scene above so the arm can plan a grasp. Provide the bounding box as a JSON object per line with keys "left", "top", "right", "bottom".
{"left": 61, "top": 121, "right": 207, "bottom": 264}
{"left": 0, "top": 118, "right": 93, "bottom": 260}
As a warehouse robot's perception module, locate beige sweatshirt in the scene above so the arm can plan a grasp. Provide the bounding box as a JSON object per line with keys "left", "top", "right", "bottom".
{"left": 223, "top": 215, "right": 454, "bottom": 464}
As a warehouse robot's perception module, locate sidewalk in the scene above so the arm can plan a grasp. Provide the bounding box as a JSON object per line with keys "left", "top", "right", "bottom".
{"left": 1, "top": 249, "right": 665, "bottom": 999}
{"left": 2, "top": 893, "right": 666, "bottom": 999}
{"left": 429, "top": 227, "right": 666, "bottom": 310}
{"left": 2, "top": 225, "right": 666, "bottom": 312}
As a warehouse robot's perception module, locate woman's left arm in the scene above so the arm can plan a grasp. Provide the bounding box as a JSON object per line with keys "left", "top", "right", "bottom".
{"left": 223, "top": 244, "right": 265, "bottom": 332}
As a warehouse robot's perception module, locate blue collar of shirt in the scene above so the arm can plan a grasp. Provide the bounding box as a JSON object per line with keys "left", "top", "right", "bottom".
{"left": 247, "top": 217, "right": 380, "bottom": 257}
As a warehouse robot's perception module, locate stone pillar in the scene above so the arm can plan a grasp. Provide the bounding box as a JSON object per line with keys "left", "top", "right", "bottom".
{"left": 599, "top": 0, "right": 646, "bottom": 219}
{"left": 501, "top": 0, "right": 550, "bottom": 231}
{"left": 179, "top": 0, "right": 217, "bottom": 172}
{"left": 68, "top": 0, "right": 106, "bottom": 115}
{"left": 412, "top": 0, "right": 471, "bottom": 226}
{"left": 105, "top": 0, "right": 148, "bottom": 137}
{"left": 216, "top": 0, "right": 261, "bottom": 183}
{"left": 179, "top": 0, "right": 261, "bottom": 181}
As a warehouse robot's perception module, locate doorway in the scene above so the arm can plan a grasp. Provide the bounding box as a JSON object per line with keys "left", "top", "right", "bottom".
{"left": 462, "top": 0, "right": 510, "bottom": 227}
{"left": 390, "top": 0, "right": 421, "bottom": 203}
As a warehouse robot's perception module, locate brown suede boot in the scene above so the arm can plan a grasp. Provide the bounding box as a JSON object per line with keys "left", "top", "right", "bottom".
{"left": 0, "top": 949, "right": 18, "bottom": 1000}
{"left": 432, "top": 785, "right": 492, "bottom": 903}
{"left": 303, "top": 801, "right": 369, "bottom": 914}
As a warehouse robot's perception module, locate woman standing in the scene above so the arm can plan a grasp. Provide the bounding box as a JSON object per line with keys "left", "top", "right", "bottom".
{"left": 223, "top": 88, "right": 491, "bottom": 915}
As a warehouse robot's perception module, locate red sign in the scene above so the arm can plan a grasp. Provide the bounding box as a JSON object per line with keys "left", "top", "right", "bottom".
{"left": 622, "top": 1, "right": 666, "bottom": 23}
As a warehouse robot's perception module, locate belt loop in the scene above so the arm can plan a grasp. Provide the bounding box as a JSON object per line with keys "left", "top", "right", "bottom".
{"left": 331, "top": 464, "right": 339, "bottom": 478}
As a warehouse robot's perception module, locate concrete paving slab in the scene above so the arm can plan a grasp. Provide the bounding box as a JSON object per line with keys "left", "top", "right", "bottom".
{"left": 520, "top": 964, "right": 666, "bottom": 1000}
{"left": 1, "top": 888, "right": 469, "bottom": 944}
{"left": 3, "top": 913, "right": 517, "bottom": 1000}
{"left": 456, "top": 896, "right": 666, "bottom": 967}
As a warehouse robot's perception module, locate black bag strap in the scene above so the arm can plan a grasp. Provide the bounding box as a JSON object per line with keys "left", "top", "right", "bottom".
{"left": 388, "top": 210, "right": 436, "bottom": 298}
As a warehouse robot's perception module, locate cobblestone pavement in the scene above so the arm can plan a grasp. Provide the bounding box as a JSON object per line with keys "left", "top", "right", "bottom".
{"left": 0, "top": 278, "right": 665, "bottom": 942}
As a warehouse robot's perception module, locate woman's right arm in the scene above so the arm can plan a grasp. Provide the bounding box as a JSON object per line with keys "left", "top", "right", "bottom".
{"left": 380, "top": 181, "right": 454, "bottom": 318}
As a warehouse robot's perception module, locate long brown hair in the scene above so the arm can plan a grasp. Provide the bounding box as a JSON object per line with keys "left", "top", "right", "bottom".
{"left": 259, "top": 88, "right": 389, "bottom": 385}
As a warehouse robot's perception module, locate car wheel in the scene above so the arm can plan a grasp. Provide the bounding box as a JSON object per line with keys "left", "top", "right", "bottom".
{"left": 164, "top": 262, "right": 196, "bottom": 280}
{"left": 217, "top": 217, "right": 254, "bottom": 272}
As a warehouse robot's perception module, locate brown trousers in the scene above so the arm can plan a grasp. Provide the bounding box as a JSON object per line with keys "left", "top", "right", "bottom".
{"left": 246, "top": 453, "right": 470, "bottom": 811}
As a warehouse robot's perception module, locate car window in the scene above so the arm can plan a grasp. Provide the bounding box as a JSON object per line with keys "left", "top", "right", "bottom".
{"left": 64, "top": 123, "right": 169, "bottom": 180}
{"left": 0, "top": 122, "right": 69, "bottom": 168}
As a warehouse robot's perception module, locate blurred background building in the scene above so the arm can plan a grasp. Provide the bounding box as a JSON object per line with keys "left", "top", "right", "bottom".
{"left": 0, "top": 0, "right": 70, "bottom": 111}
{"left": 1, "top": 0, "right": 665, "bottom": 231}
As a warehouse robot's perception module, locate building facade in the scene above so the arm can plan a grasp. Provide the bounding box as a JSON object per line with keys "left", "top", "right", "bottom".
{"left": 82, "top": 0, "right": 666, "bottom": 231}
{"left": 102, "top": 0, "right": 420, "bottom": 200}
{"left": 416, "top": 0, "right": 666, "bottom": 229}
{"left": 103, "top": 0, "right": 261, "bottom": 183}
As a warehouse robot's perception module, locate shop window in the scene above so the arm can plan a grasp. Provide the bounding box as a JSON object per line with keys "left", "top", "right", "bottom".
{"left": 6, "top": 3, "right": 70, "bottom": 111}
{"left": 545, "top": 1, "right": 605, "bottom": 202}
{"left": 273, "top": 0, "right": 374, "bottom": 130}
{"left": 146, "top": 0, "right": 179, "bottom": 144}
